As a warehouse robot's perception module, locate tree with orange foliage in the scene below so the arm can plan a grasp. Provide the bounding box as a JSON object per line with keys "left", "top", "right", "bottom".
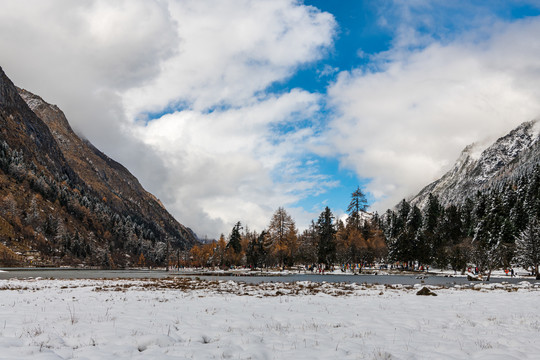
{"left": 202, "top": 241, "right": 217, "bottom": 267}
{"left": 189, "top": 244, "right": 203, "bottom": 267}
{"left": 268, "top": 207, "right": 298, "bottom": 267}
{"left": 344, "top": 187, "right": 371, "bottom": 267}
{"left": 215, "top": 234, "right": 227, "bottom": 267}
{"left": 137, "top": 252, "right": 146, "bottom": 268}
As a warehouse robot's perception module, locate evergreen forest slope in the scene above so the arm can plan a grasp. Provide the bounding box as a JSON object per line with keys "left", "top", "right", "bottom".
{"left": 383, "top": 120, "right": 540, "bottom": 275}
{"left": 0, "top": 66, "right": 197, "bottom": 267}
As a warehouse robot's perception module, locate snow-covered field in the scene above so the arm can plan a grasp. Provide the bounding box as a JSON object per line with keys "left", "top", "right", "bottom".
{"left": 0, "top": 277, "right": 539, "bottom": 359}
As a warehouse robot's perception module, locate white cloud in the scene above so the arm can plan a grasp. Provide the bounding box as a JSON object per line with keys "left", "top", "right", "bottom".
{"left": 8, "top": 0, "right": 540, "bottom": 239}
{"left": 327, "top": 17, "right": 540, "bottom": 211}
{"left": 133, "top": 90, "right": 334, "bottom": 236}
{"left": 0, "top": 0, "right": 336, "bottom": 237}
{"left": 121, "top": 0, "right": 336, "bottom": 120}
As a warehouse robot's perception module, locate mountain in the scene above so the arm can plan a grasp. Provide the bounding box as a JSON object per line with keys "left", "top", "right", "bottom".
{"left": 0, "top": 66, "right": 197, "bottom": 267}
{"left": 409, "top": 120, "right": 540, "bottom": 208}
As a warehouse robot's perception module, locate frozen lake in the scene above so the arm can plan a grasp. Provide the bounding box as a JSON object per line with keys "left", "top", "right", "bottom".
{"left": 0, "top": 268, "right": 532, "bottom": 286}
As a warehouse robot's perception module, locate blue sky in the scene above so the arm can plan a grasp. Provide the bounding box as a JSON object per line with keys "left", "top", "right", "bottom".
{"left": 268, "top": 0, "right": 393, "bottom": 216}
{"left": 283, "top": 1, "right": 393, "bottom": 92}
{"left": 3, "top": 0, "right": 540, "bottom": 237}
{"left": 266, "top": 0, "right": 540, "bottom": 221}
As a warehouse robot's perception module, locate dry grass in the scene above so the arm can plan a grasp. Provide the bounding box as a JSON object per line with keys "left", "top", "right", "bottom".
{"left": 1, "top": 277, "right": 538, "bottom": 296}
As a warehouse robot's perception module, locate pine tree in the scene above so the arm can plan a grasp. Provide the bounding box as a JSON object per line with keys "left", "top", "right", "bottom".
{"left": 346, "top": 187, "right": 368, "bottom": 231}
{"left": 386, "top": 200, "right": 409, "bottom": 264}
{"left": 422, "top": 194, "right": 441, "bottom": 267}
{"left": 423, "top": 194, "right": 441, "bottom": 234}
{"left": 440, "top": 205, "right": 463, "bottom": 246}
{"left": 515, "top": 220, "right": 540, "bottom": 279}
{"left": 407, "top": 205, "right": 424, "bottom": 267}
{"left": 227, "top": 221, "right": 243, "bottom": 254}
{"left": 317, "top": 206, "right": 336, "bottom": 266}
{"left": 297, "top": 221, "right": 318, "bottom": 265}
{"left": 344, "top": 188, "right": 369, "bottom": 265}
{"left": 246, "top": 230, "right": 267, "bottom": 268}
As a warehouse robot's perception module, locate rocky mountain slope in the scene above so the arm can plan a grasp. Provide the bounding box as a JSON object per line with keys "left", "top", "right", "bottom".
{"left": 409, "top": 120, "right": 540, "bottom": 208}
{"left": 0, "top": 66, "right": 197, "bottom": 267}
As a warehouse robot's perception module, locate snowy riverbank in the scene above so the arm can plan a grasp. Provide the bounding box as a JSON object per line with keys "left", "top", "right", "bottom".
{"left": 0, "top": 278, "right": 539, "bottom": 359}
{"left": 168, "top": 266, "right": 537, "bottom": 279}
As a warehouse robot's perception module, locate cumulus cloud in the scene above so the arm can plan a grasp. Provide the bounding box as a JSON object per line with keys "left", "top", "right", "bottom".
{"left": 134, "top": 90, "right": 333, "bottom": 236}
{"left": 0, "top": 0, "right": 336, "bottom": 237}
{"left": 0, "top": 0, "right": 179, "bottom": 196}
{"left": 6, "top": 0, "right": 539, "bottom": 239}
{"left": 327, "top": 16, "right": 540, "bottom": 211}
{"left": 122, "top": 0, "right": 335, "bottom": 118}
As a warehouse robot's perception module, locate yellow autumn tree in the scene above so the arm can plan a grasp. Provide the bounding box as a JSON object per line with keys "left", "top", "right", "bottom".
{"left": 189, "top": 244, "right": 202, "bottom": 267}
{"left": 137, "top": 253, "right": 146, "bottom": 267}
{"left": 268, "top": 207, "right": 298, "bottom": 267}
{"left": 215, "top": 234, "right": 227, "bottom": 267}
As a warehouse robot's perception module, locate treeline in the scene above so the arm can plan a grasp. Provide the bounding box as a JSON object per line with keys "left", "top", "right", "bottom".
{"left": 0, "top": 140, "right": 183, "bottom": 267}
{"left": 187, "top": 188, "right": 387, "bottom": 269}
{"left": 381, "top": 165, "right": 540, "bottom": 279}
{"left": 189, "top": 163, "right": 540, "bottom": 279}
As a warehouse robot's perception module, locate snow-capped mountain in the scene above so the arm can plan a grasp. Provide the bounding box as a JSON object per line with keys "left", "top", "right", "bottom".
{"left": 0, "top": 66, "right": 197, "bottom": 266}
{"left": 409, "top": 120, "right": 540, "bottom": 208}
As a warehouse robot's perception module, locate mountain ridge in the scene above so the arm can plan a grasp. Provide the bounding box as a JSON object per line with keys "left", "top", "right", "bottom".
{"left": 0, "top": 66, "right": 197, "bottom": 267}
{"left": 409, "top": 120, "right": 540, "bottom": 208}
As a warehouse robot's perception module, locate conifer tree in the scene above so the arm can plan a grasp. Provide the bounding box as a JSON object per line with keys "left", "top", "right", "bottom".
{"left": 515, "top": 220, "right": 540, "bottom": 279}
{"left": 346, "top": 187, "right": 368, "bottom": 231}
{"left": 317, "top": 206, "right": 336, "bottom": 266}
{"left": 422, "top": 194, "right": 441, "bottom": 266}
{"left": 407, "top": 205, "right": 425, "bottom": 266}
{"left": 268, "top": 207, "right": 297, "bottom": 266}
{"left": 297, "top": 221, "right": 318, "bottom": 265}
{"left": 246, "top": 230, "right": 267, "bottom": 268}
{"left": 387, "top": 200, "right": 408, "bottom": 263}
{"left": 215, "top": 234, "right": 227, "bottom": 266}
{"left": 227, "top": 221, "right": 243, "bottom": 254}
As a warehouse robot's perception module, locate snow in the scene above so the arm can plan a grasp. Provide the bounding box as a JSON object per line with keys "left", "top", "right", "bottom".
{"left": 410, "top": 120, "right": 540, "bottom": 208}
{"left": 466, "top": 141, "right": 487, "bottom": 161}
{"left": 0, "top": 277, "right": 539, "bottom": 359}
{"left": 530, "top": 119, "right": 540, "bottom": 138}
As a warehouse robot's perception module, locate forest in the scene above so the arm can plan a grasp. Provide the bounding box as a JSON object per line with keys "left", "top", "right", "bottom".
{"left": 382, "top": 164, "right": 540, "bottom": 279}
{"left": 186, "top": 164, "right": 540, "bottom": 279}
{"left": 1, "top": 125, "right": 539, "bottom": 277}
{"left": 186, "top": 188, "right": 386, "bottom": 271}
{"left": 0, "top": 140, "right": 186, "bottom": 268}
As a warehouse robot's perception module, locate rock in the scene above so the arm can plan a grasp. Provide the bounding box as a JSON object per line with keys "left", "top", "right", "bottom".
{"left": 467, "top": 274, "right": 482, "bottom": 281}
{"left": 416, "top": 287, "right": 437, "bottom": 296}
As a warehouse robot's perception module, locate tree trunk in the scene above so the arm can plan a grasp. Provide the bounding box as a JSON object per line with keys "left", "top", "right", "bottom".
{"left": 166, "top": 240, "right": 170, "bottom": 272}
{"left": 536, "top": 264, "right": 540, "bottom": 280}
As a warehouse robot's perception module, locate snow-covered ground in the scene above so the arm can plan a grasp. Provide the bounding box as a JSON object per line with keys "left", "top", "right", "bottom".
{"left": 0, "top": 277, "right": 539, "bottom": 359}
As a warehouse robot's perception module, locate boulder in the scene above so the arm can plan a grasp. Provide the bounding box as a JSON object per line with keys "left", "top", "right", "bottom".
{"left": 416, "top": 287, "right": 437, "bottom": 296}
